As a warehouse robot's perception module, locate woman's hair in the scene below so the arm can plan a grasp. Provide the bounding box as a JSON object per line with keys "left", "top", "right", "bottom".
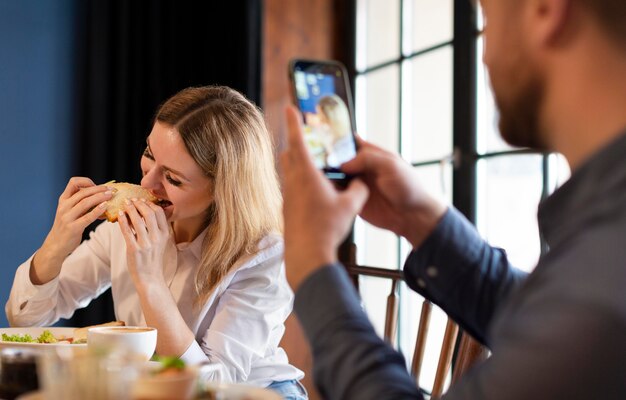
{"left": 155, "top": 86, "right": 282, "bottom": 306}
{"left": 317, "top": 94, "right": 351, "bottom": 143}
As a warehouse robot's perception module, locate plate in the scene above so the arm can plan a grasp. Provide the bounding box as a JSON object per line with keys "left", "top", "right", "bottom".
{"left": 17, "top": 384, "right": 282, "bottom": 400}
{"left": 200, "top": 383, "right": 283, "bottom": 400}
{"left": 0, "top": 327, "right": 85, "bottom": 349}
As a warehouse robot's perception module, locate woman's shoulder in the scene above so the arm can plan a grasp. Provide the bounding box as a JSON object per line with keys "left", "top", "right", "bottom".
{"left": 257, "top": 232, "right": 284, "bottom": 252}
{"left": 233, "top": 233, "right": 284, "bottom": 273}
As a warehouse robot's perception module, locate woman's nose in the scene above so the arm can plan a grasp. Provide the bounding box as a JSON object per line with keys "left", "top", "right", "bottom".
{"left": 141, "top": 168, "right": 161, "bottom": 191}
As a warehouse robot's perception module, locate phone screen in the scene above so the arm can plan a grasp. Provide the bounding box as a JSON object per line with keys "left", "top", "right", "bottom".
{"left": 291, "top": 60, "right": 357, "bottom": 180}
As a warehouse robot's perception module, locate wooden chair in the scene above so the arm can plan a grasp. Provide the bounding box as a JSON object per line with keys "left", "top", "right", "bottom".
{"left": 341, "top": 243, "right": 489, "bottom": 398}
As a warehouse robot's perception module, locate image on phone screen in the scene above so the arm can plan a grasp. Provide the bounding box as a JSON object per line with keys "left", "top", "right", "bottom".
{"left": 292, "top": 61, "right": 357, "bottom": 180}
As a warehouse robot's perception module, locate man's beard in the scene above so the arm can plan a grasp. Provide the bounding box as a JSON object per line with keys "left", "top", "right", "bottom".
{"left": 493, "top": 67, "right": 550, "bottom": 151}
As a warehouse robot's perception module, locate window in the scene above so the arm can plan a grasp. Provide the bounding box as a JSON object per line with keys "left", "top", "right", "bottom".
{"left": 352, "top": 0, "right": 570, "bottom": 393}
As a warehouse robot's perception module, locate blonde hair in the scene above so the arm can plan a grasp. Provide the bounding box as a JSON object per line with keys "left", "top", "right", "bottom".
{"left": 155, "top": 86, "right": 282, "bottom": 306}
{"left": 317, "top": 94, "right": 351, "bottom": 143}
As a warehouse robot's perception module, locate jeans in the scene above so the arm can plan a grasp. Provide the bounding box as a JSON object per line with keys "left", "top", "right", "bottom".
{"left": 267, "top": 379, "right": 308, "bottom": 400}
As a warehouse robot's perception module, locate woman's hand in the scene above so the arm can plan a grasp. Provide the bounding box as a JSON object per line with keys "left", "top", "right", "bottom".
{"left": 117, "top": 199, "right": 196, "bottom": 357}
{"left": 117, "top": 198, "right": 170, "bottom": 286}
{"left": 32, "top": 177, "right": 112, "bottom": 284}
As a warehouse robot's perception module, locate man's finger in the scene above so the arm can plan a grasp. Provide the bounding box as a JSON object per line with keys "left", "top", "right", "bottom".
{"left": 340, "top": 178, "right": 369, "bottom": 214}
{"left": 341, "top": 146, "right": 375, "bottom": 175}
{"left": 285, "top": 106, "right": 308, "bottom": 155}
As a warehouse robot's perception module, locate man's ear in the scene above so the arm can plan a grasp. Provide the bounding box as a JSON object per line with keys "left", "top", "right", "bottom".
{"left": 531, "top": 0, "right": 573, "bottom": 47}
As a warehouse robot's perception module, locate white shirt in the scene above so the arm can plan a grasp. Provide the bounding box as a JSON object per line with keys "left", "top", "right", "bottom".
{"left": 5, "top": 222, "right": 303, "bottom": 387}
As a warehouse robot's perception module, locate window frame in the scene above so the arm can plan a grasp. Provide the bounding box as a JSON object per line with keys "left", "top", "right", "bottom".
{"left": 344, "top": 0, "right": 559, "bottom": 387}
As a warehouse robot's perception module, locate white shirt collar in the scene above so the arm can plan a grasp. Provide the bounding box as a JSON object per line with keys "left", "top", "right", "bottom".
{"left": 174, "top": 226, "right": 208, "bottom": 260}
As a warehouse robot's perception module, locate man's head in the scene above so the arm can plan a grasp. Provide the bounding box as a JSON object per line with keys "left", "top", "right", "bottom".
{"left": 479, "top": 0, "right": 626, "bottom": 151}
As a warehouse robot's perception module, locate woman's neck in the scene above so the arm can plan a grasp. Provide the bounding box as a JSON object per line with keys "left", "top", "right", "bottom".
{"left": 171, "top": 218, "right": 208, "bottom": 244}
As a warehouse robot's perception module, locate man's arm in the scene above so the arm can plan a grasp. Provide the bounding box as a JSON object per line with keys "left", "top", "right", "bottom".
{"left": 404, "top": 207, "right": 527, "bottom": 346}
{"left": 443, "top": 297, "right": 626, "bottom": 399}
{"left": 295, "top": 263, "right": 626, "bottom": 400}
{"left": 295, "top": 264, "right": 423, "bottom": 400}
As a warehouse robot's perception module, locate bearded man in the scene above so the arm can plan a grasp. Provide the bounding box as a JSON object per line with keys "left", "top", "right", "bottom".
{"left": 280, "top": 0, "right": 626, "bottom": 399}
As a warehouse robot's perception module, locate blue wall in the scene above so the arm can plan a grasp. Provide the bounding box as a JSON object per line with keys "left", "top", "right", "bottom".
{"left": 0, "top": 0, "right": 75, "bottom": 327}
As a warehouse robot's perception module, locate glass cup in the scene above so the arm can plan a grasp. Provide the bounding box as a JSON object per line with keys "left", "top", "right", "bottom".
{"left": 0, "top": 348, "right": 40, "bottom": 400}
{"left": 38, "top": 346, "right": 142, "bottom": 400}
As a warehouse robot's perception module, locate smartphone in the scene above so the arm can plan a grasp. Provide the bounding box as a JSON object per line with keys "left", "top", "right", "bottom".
{"left": 288, "top": 59, "right": 358, "bottom": 180}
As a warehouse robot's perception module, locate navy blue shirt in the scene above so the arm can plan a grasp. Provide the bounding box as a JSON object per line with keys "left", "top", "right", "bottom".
{"left": 295, "top": 132, "right": 626, "bottom": 399}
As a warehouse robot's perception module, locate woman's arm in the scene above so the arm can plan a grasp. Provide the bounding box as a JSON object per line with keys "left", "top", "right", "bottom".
{"left": 117, "top": 199, "right": 195, "bottom": 357}
{"left": 31, "top": 177, "right": 112, "bottom": 284}
{"left": 6, "top": 221, "right": 115, "bottom": 327}
{"left": 186, "top": 242, "right": 291, "bottom": 382}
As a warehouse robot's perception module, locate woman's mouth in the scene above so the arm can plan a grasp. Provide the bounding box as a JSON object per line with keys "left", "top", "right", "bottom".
{"left": 156, "top": 198, "right": 173, "bottom": 208}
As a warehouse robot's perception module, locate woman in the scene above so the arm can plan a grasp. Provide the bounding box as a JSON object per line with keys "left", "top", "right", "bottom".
{"left": 6, "top": 86, "right": 307, "bottom": 399}
{"left": 315, "top": 94, "right": 354, "bottom": 167}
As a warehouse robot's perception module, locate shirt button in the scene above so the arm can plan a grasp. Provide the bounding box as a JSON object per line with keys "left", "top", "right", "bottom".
{"left": 426, "top": 266, "right": 438, "bottom": 278}
{"left": 417, "top": 278, "right": 426, "bottom": 288}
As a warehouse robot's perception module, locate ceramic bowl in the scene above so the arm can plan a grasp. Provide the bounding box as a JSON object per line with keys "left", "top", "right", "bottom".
{"left": 87, "top": 326, "right": 157, "bottom": 362}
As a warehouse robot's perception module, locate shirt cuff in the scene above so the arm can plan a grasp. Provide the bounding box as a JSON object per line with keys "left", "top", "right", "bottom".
{"left": 12, "top": 256, "right": 61, "bottom": 304}
{"left": 294, "top": 264, "right": 364, "bottom": 343}
{"left": 179, "top": 339, "right": 209, "bottom": 365}
{"left": 403, "top": 207, "right": 485, "bottom": 294}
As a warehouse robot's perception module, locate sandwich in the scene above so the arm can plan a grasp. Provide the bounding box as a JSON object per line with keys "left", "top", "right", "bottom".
{"left": 102, "top": 182, "right": 159, "bottom": 222}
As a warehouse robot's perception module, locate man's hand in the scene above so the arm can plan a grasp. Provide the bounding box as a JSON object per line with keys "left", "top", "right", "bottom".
{"left": 341, "top": 139, "right": 447, "bottom": 248}
{"left": 280, "top": 106, "right": 369, "bottom": 290}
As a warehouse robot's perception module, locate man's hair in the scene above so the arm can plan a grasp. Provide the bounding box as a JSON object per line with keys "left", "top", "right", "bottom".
{"left": 578, "top": 0, "right": 626, "bottom": 47}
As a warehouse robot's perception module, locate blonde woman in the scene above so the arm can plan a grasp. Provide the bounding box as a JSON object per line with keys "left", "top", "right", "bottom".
{"left": 315, "top": 94, "right": 354, "bottom": 167}
{"left": 6, "top": 86, "right": 307, "bottom": 399}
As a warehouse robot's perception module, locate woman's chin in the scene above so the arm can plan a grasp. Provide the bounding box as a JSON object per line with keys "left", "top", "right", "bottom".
{"left": 162, "top": 205, "right": 174, "bottom": 221}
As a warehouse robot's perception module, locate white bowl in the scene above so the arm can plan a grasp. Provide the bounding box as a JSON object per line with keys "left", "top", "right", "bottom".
{"left": 87, "top": 326, "right": 157, "bottom": 362}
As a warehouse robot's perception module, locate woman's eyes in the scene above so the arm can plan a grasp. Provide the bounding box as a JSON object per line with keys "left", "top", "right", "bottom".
{"left": 165, "top": 174, "right": 182, "bottom": 187}
{"left": 143, "top": 146, "right": 182, "bottom": 187}
{"left": 143, "top": 146, "right": 155, "bottom": 160}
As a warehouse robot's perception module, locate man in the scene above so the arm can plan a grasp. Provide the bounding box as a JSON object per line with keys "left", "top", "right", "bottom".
{"left": 280, "top": 0, "right": 626, "bottom": 399}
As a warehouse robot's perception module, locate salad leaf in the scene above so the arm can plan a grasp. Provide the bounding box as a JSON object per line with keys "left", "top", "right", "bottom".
{"left": 2, "top": 333, "right": 34, "bottom": 343}
{"left": 152, "top": 355, "right": 186, "bottom": 372}
{"left": 1, "top": 330, "right": 58, "bottom": 344}
{"left": 37, "top": 330, "right": 58, "bottom": 343}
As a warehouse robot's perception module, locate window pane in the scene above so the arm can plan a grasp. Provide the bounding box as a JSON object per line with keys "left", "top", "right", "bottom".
{"left": 476, "top": 155, "right": 543, "bottom": 272}
{"left": 355, "top": 218, "right": 399, "bottom": 269}
{"left": 403, "top": 0, "right": 453, "bottom": 55}
{"left": 356, "top": 65, "right": 400, "bottom": 153}
{"left": 360, "top": 276, "right": 395, "bottom": 338}
{"left": 476, "top": 36, "right": 513, "bottom": 154}
{"left": 403, "top": 46, "right": 453, "bottom": 163}
{"left": 413, "top": 164, "right": 452, "bottom": 204}
{"left": 357, "top": 0, "right": 400, "bottom": 70}
{"left": 476, "top": 2, "right": 484, "bottom": 31}
{"left": 548, "top": 153, "right": 571, "bottom": 194}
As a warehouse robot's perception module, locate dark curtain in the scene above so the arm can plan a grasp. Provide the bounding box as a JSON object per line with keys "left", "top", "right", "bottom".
{"left": 61, "top": 0, "right": 262, "bottom": 327}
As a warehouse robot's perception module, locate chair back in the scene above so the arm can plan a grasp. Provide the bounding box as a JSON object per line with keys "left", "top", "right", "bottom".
{"left": 342, "top": 243, "right": 488, "bottom": 398}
